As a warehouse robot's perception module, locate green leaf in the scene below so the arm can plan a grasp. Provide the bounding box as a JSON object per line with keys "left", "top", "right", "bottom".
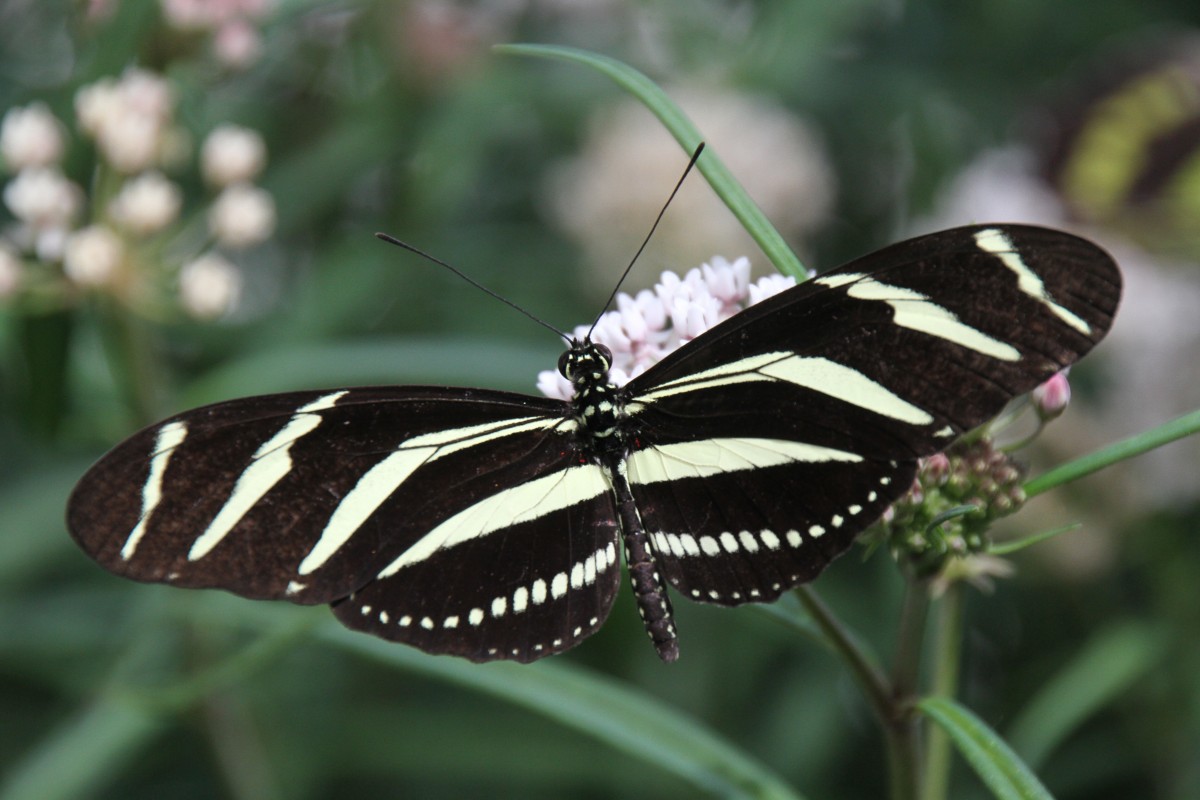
{"left": 0, "top": 699, "right": 163, "bottom": 800}
{"left": 917, "top": 696, "right": 1054, "bottom": 800}
{"left": 1024, "top": 408, "right": 1200, "bottom": 497}
{"left": 494, "top": 43, "right": 808, "bottom": 280}
{"left": 928, "top": 505, "right": 980, "bottom": 531}
{"left": 317, "top": 623, "right": 804, "bottom": 800}
{"left": 0, "top": 462, "right": 90, "bottom": 585}
{"left": 1006, "top": 621, "right": 1166, "bottom": 769}
{"left": 989, "top": 523, "right": 1081, "bottom": 556}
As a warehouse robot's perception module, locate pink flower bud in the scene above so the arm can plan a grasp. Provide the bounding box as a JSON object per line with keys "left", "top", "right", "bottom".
{"left": 1033, "top": 371, "right": 1071, "bottom": 420}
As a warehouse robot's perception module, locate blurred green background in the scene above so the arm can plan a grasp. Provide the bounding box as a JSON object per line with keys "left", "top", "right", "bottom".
{"left": 3, "top": 1, "right": 1200, "bottom": 798}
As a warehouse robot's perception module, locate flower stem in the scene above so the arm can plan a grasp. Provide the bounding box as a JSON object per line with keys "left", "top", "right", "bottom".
{"left": 885, "top": 581, "right": 930, "bottom": 800}
{"left": 793, "top": 586, "right": 892, "bottom": 719}
{"left": 924, "top": 585, "right": 965, "bottom": 800}
{"left": 99, "top": 302, "right": 162, "bottom": 426}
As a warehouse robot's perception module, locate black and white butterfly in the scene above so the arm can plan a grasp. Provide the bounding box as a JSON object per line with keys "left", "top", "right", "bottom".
{"left": 67, "top": 224, "right": 1121, "bottom": 663}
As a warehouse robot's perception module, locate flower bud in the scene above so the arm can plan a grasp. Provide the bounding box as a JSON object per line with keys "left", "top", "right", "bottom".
{"left": 209, "top": 183, "right": 275, "bottom": 247}
{"left": 63, "top": 225, "right": 124, "bottom": 287}
{"left": 214, "top": 19, "right": 263, "bottom": 67}
{"left": 2, "top": 167, "right": 82, "bottom": 228}
{"left": 1032, "top": 371, "right": 1071, "bottom": 421}
{"left": 1, "top": 103, "right": 66, "bottom": 171}
{"left": 108, "top": 171, "right": 182, "bottom": 235}
{"left": 202, "top": 125, "right": 266, "bottom": 186}
{"left": 180, "top": 252, "right": 242, "bottom": 318}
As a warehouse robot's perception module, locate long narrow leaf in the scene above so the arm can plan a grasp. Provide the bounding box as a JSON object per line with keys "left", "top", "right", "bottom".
{"left": 917, "top": 696, "right": 1053, "bottom": 800}
{"left": 0, "top": 700, "right": 163, "bottom": 800}
{"left": 1024, "top": 408, "right": 1200, "bottom": 497}
{"left": 317, "top": 623, "right": 803, "bottom": 800}
{"left": 494, "top": 43, "right": 808, "bottom": 279}
{"left": 1006, "top": 622, "right": 1165, "bottom": 769}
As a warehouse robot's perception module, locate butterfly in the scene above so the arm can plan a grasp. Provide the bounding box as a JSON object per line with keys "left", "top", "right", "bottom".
{"left": 67, "top": 224, "right": 1121, "bottom": 662}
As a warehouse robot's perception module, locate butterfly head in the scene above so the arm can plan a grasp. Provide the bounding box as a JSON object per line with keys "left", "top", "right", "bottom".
{"left": 558, "top": 339, "right": 613, "bottom": 386}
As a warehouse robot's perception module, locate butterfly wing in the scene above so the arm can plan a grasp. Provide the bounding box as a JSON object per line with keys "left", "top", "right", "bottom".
{"left": 68, "top": 386, "right": 622, "bottom": 661}
{"left": 622, "top": 224, "right": 1121, "bottom": 604}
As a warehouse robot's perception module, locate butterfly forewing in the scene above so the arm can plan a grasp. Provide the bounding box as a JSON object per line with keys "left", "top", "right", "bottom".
{"left": 627, "top": 225, "right": 1120, "bottom": 454}
{"left": 67, "top": 387, "right": 582, "bottom": 606}
{"left": 66, "top": 223, "right": 1122, "bottom": 662}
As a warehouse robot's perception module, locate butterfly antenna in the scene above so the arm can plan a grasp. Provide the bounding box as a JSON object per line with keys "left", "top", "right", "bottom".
{"left": 375, "top": 233, "right": 570, "bottom": 343}
{"left": 587, "top": 142, "right": 705, "bottom": 338}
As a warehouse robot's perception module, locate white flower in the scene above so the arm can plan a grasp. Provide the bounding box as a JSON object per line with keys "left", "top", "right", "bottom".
{"left": 1, "top": 103, "right": 66, "bottom": 171}
{"left": 537, "top": 254, "right": 794, "bottom": 400}
{"left": 97, "top": 112, "right": 163, "bottom": 174}
{"left": 202, "top": 125, "right": 266, "bottom": 186}
{"left": 75, "top": 68, "right": 175, "bottom": 174}
{"left": 75, "top": 79, "right": 121, "bottom": 137}
{"left": 108, "top": 171, "right": 182, "bottom": 235}
{"left": 0, "top": 245, "right": 22, "bottom": 297}
{"left": 117, "top": 68, "right": 174, "bottom": 122}
{"left": 2, "top": 167, "right": 82, "bottom": 228}
{"left": 35, "top": 226, "right": 70, "bottom": 262}
{"left": 748, "top": 273, "right": 797, "bottom": 305}
{"left": 179, "top": 252, "right": 241, "bottom": 318}
{"left": 63, "top": 225, "right": 124, "bottom": 287}
{"left": 209, "top": 183, "right": 275, "bottom": 247}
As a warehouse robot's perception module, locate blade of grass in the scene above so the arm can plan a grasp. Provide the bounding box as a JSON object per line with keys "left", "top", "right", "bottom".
{"left": 0, "top": 699, "right": 164, "bottom": 800}
{"left": 494, "top": 43, "right": 807, "bottom": 279}
{"left": 989, "top": 523, "right": 1081, "bottom": 556}
{"left": 917, "top": 696, "right": 1053, "bottom": 800}
{"left": 1024, "top": 409, "right": 1200, "bottom": 497}
{"left": 316, "top": 622, "right": 804, "bottom": 800}
{"left": 1006, "top": 621, "right": 1165, "bottom": 769}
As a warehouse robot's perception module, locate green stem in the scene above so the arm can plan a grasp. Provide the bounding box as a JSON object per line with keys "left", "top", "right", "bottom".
{"left": 793, "top": 586, "right": 892, "bottom": 720}
{"left": 495, "top": 43, "right": 807, "bottom": 279}
{"left": 98, "top": 300, "right": 162, "bottom": 426}
{"left": 923, "top": 585, "right": 965, "bottom": 800}
{"left": 886, "top": 581, "right": 930, "bottom": 800}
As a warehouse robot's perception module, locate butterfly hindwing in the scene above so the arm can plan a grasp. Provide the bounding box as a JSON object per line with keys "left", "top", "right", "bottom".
{"left": 626, "top": 439, "right": 914, "bottom": 605}
{"left": 332, "top": 489, "right": 622, "bottom": 663}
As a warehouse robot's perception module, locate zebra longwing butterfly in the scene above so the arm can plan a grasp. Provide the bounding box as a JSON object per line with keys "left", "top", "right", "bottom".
{"left": 67, "top": 224, "right": 1121, "bottom": 663}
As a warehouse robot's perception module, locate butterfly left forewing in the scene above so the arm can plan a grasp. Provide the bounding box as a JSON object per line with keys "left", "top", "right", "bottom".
{"left": 67, "top": 387, "right": 583, "bottom": 609}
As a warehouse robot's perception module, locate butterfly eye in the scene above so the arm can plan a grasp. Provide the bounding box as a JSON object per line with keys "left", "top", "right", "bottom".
{"left": 557, "top": 351, "right": 574, "bottom": 379}
{"left": 594, "top": 344, "right": 612, "bottom": 369}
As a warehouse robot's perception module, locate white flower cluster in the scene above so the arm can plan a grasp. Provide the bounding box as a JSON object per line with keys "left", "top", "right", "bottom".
{"left": 0, "top": 69, "right": 275, "bottom": 317}
{"left": 537, "top": 256, "right": 798, "bottom": 400}
{"left": 160, "top": 0, "right": 276, "bottom": 68}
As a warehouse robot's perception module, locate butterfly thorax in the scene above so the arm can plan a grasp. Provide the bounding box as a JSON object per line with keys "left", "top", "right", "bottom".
{"left": 559, "top": 340, "right": 627, "bottom": 457}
